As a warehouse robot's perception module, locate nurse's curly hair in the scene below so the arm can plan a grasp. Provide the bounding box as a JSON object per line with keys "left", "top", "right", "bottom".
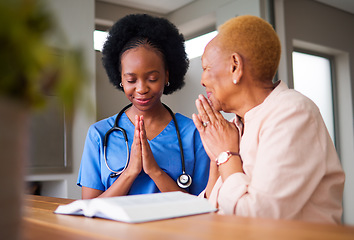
{"left": 102, "top": 14, "right": 189, "bottom": 95}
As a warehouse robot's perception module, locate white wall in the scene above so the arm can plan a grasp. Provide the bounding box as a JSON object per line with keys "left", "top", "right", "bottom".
{"left": 275, "top": 0, "right": 354, "bottom": 224}
{"left": 26, "top": 0, "right": 96, "bottom": 200}
{"left": 96, "top": 51, "right": 129, "bottom": 120}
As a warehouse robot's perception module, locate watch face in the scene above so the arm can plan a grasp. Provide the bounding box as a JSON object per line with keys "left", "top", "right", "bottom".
{"left": 218, "top": 152, "right": 229, "bottom": 164}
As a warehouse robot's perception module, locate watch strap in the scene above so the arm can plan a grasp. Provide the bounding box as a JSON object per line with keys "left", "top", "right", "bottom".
{"left": 216, "top": 151, "right": 240, "bottom": 165}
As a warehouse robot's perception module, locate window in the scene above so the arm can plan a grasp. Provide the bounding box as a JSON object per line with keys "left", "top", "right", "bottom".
{"left": 93, "top": 30, "right": 218, "bottom": 59}
{"left": 292, "top": 51, "right": 336, "bottom": 143}
{"left": 94, "top": 30, "right": 108, "bottom": 51}
{"left": 185, "top": 31, "right": 217, "bottom": 59}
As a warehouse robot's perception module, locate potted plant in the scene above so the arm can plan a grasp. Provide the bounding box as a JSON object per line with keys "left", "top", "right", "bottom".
{"left": 0, "top": 0, "right": 87, "bottom": 239}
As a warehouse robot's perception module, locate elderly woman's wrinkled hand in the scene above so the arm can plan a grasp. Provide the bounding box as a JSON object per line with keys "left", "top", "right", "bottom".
{"left": 192, "top": 94, "right": 240, "bottom": 161}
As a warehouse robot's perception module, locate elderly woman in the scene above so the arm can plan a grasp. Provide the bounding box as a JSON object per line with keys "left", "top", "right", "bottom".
{"left": 192, "top": 15, "right": 345, "bottom": 224}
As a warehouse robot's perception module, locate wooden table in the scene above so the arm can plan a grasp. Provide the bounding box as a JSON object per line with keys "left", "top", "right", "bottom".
{"left": 23, "top": 195, "right": 354, "bottom": 240}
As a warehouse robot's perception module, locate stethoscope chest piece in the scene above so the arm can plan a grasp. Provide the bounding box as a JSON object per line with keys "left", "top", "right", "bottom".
{"left": 177, "top": 173, "right": 192, "bottom": 188}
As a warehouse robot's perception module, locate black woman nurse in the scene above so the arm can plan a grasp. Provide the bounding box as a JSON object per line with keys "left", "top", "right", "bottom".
{"left": 77, "top": 14, "right": 209, "bottom": 199}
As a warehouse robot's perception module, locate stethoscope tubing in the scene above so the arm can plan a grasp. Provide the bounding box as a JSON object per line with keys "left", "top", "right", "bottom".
{"left": 104, "top": 104, "right": 132, "bottom": 178}
{"left": 104, "top": 127, "right": 129, "bottom": 178}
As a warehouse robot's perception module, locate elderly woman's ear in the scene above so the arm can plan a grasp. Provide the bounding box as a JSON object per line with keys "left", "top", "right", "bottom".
{"left": 231, "top": 52, "right": 243, "bottom": 85}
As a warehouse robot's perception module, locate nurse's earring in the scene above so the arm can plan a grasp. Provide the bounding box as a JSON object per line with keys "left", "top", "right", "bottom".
{"left": 166, "top": 82, "right": 170, "bottom": 87}
{"left": 120, "top": 82, "right": 123, "bottom": 88}
{"left": 233, "top": 79, "right": 237, "bottom": 84}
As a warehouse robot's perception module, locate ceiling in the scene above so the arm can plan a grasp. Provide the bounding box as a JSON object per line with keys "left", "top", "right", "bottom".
{"left": 98, "top": 0, "right": 195, "bottom": 14}
{"left": 98, "top": 0, "right": 354, "bottom": 15}
{"left": 316, "top": 0, "right": 354, "bottom": 14}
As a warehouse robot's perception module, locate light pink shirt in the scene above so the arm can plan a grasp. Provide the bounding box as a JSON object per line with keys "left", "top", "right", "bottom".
{"left": 204, "top": 81, "right": 345, "bottom": 224}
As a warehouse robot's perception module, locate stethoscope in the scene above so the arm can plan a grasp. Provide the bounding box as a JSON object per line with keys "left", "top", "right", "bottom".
{"left": 103, "top": 103, "right": 192, "bottom": 189}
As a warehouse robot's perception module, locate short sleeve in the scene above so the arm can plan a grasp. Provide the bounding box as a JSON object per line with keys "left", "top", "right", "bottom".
{"left": 77, "top": 126, "right": 105, "bottom": 191}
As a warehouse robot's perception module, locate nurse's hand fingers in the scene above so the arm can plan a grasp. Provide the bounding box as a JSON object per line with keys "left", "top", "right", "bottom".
{"left": 139, "top": 116, "right": 159, "bottom": 174}
{"left": 126, "top": 115, "right": 142, "bottom": 175}
{"left": 139, "top": 116, "right": 150, "bottom": 151}
{"left": 134, "top": 115, "right": 141, "bottom": 142}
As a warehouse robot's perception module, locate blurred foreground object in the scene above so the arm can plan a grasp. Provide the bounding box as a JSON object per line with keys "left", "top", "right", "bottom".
{"left": 0, "top": 0, "right": 87, "bottom": 239}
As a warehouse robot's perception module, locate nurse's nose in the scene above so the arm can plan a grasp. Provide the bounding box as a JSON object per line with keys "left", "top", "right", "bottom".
{"left": 136, "top": 80, "right": 149, "bottom": 94}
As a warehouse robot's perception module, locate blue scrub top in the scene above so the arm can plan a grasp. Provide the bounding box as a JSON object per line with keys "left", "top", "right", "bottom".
{"left": 77, "top": 112, "right": 210, "bottom": 195}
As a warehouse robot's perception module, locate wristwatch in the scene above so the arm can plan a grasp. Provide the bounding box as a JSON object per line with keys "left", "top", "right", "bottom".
{"left": 215, "top": 151, "right": 240, "bottom": 165}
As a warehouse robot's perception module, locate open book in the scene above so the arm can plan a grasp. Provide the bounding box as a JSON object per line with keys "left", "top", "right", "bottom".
{"left": 54, "top": 191, "right": 217, "bottom": 223}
